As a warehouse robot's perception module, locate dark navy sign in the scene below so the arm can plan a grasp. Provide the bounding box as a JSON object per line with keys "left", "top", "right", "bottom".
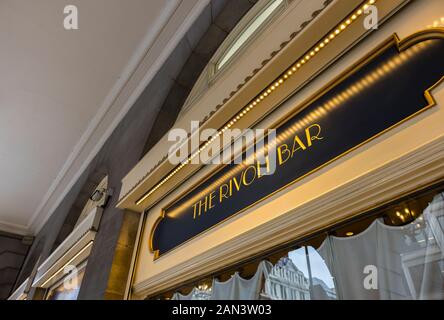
{"left": 151, "top": 34, "right": 444, "bottom": 258}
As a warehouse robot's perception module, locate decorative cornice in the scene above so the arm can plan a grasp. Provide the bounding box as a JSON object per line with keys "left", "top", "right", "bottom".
{"left": 119, "top": 0, "right": 336, "bottom": 205}
{"left": 0, "top": 220, "right": 29, "bottom": 236}
{"left": 133, "top": 133, "right": 444, "bottom": 297}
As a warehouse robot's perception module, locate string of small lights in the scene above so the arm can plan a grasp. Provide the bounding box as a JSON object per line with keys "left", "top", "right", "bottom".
{"left": 136, "top": 0, "right": 378, "bottom": 206}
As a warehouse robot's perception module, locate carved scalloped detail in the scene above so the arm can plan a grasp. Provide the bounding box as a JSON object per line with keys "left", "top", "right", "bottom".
{"left": 119, "top": 0, "right": 334, "bottom": 204}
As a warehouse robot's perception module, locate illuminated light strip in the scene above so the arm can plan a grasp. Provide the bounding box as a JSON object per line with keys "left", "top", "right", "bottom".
{"left": 136, "top": 0, "right": 378, "bottom": 206}
{"left": 40, "top": 241, "right": 94, "bottom": 288}
{"left": 165, "top": 42, "right": 427, "bottom": 218}
{"left": 426, "top": 17, "right": 444, "bottom": 29}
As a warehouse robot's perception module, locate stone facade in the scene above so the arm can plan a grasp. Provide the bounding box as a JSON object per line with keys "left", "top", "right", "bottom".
{"left": 0, "top": 233, "right": 31, "bottom": 299}
{"left": 9, "top": 0, "right": 257, "bottom": 300}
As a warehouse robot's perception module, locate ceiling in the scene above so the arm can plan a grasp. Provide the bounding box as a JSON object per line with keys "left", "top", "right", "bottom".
{"left": 0, "top": 0, "right": 206, "bottom": 235}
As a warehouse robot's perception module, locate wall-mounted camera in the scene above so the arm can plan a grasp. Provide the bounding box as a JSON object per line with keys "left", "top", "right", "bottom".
{"left": 89, "top": 187, "right": 113, "bottom": 208}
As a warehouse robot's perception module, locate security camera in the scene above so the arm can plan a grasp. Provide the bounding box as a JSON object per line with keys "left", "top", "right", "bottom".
{"left": 89, "top": 188, "right": 105, "bottom": 202}
{"left": 89, "top": 188, "right": 113, "bottom": 207}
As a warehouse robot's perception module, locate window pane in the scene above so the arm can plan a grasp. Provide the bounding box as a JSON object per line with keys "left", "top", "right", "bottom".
{"left": 46, "top": 266, "right": 86, "bottom": 300}
{"left": 217, "top": 0, "right": 284, "bottom": 70}
{"left": 264, "top": 247, "right": 336, "bottom": 300}
{"left": 149, "top": 186, "right": 444, "bottom": 300}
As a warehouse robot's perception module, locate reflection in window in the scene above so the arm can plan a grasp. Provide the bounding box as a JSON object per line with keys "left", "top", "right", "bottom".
{"left": 172, "top": 282, "right": 212, "bottom": 300}
{"left": 216, "top": 0, "right": 284, "bottom": 71}
{"left": 153, "top": 184, "right": 444, "bottom": 300}
{"left": 318, "top": 213, "right": 443, "bottom": 299}
{"left": 46, "top": 263, "right": 86, "bottom": 300}
{"left": 264, "top": 256, "right": 310, "bottom": 300}
{"left": 263, "top": 247, "right": 336, "bottom": 300}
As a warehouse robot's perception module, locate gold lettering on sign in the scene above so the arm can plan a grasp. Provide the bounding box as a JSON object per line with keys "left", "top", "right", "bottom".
{"left": 305, "top": 124, "right": 323, "bottom": 146}
{"left": 209, "top": 191, "right": 216, "bottom": 210}
{"left": 192, "top": 124, "right": 324, "bottom": 219}
{"left": 277, "top": 144, "right": 291, "bottom": 165}
{"left": 232, "top": 176, "right": 242, "bottom": 192}
{"left": 257, "top": 156, "right": 271, "bottom": 178}
{"left": 242, "top": 165, "right": 256, "bottom": 186}
{"left": 192, "top": 196, "right": 208, "bottom": 219}
{"left": 291, "top": 135, "right": 307, "bottom": 157}
{"left": 219, "top": 183, "right": 230, "bottom": 203}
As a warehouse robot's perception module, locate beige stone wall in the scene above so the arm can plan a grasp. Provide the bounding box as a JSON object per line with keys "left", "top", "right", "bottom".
{"left": 131, "top": 0, "right": 444, "bottom": 299}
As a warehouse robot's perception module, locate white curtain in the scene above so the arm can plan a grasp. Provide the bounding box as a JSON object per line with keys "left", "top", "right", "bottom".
{"left": 318, "top": 192, "right": 444, "bottom": 300}
{"left": 171, "top": 193, "right": 444, "bottom": 300}
{"left": 418, "top": 193, "right": 444, "bottom": 299}
{"left": 210, "top": 260, "right": 273, "bottom": 300}
{"left": 171, "top": 288, "right": 197, "bottom": 300}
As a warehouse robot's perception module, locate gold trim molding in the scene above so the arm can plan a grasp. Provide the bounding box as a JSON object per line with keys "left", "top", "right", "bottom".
{"left": 134, "top": 0, "right": 381, "bottom": 208}
{"left": 148, "top": 27, "right": 444, "bottom": 259}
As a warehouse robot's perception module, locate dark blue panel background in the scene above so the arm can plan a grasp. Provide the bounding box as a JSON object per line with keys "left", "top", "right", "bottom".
{"left": 153, "top": 39, "right": 444, "bottom": 256}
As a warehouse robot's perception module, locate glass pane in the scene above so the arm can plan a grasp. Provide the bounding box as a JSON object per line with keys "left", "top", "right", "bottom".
{"left": 264, "top": 246, "right": 335, "bottom": 300}
{"left": 171, "top": 280, "right": 212, "bottom": 300}
{"left": 46, "top": 266, "right": 86, "bottom": 300}
{"left": 149, "top": 186, "right": 444, "bottom": 300}
{"left": 314, "top": 192, "right": 444, "bottom": 300}
{"left": 305, "top": 246, "right": 337, "bottom": 300}
{"left": 217, "top": 0, "right": 284, "bottom": 70}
